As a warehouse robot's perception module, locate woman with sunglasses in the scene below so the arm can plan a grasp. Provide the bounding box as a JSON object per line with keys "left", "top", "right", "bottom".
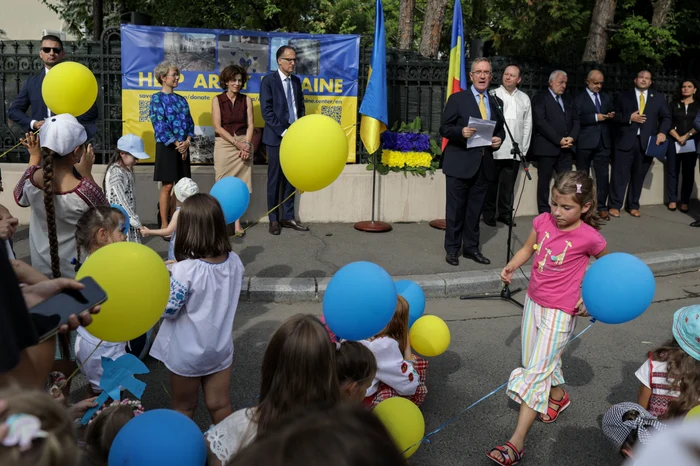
{"left": 149, "top": 61, "right": 195, "bottom": 231}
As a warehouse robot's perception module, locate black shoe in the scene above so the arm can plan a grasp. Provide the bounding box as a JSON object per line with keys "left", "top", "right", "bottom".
{"left": 269, "top": 221, "right": 281, "bottom": 235}
{"left": 463, "top": 251, "right": 491, "bottom": 265}
{"left": 483, "top": 218, "right": 497, "bottom": 227}
{"left": 497, "top": 216, "right": 516, "bottom": 227}
{"left": 280, "top": 219, "right": 310, "bottom": 231}
{"left": 445, "top": 253, "right": 459, "bottom": 266}
{"left": 691, "top": 220, "right": 700, "bottom": 227}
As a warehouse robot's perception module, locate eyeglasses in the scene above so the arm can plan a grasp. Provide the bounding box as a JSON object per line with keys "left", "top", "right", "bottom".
{"left": 279, "top": 58, "right": 297, "bottom": 62}
{"left": 41, "top": 47, "right": 63, "bottom": 54}
{"left": 166, "top": 73, "right": 180, "bottom": 78}
{"left": 471, "top": 71, "right": 492, "bottom": 76}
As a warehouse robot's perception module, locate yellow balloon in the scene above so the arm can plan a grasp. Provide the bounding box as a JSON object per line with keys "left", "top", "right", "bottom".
{"left": 409, "top": 315, "right": 451, "bottom": 357}
{"left": 280, "top": 114, "right": 348, "bottom": 192}
{"left": 373, "top": 397, "right": 425, "bottom": 458}
{"left": 685, "top": 405, "right": 700, "bottom": 423}
{"left": 41, "top": 62, "right": 98, "bottom": 117}
{"left": 76, "top": 242, "right": 169, "bottom": 342}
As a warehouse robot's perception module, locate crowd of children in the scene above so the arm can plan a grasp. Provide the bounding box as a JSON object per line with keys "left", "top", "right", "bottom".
{"left": 0, "top": 114, "right": 698, "bottom": 465}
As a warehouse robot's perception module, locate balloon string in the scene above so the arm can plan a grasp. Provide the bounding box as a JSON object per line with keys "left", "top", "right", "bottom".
{"left": 54, "top": 339, "right": 104, "bottom": 392}
{"left": 0, "top": 130, "right": 40, "bottom": 159}
{"left": 234, "top": 189, "right": 300, "bottom": 237}
{"left": 401, "top": 321, "right": 596, "bottom": 454}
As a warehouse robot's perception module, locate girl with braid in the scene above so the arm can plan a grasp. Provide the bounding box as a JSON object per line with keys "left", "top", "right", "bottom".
{"left": 14, "top": 115, "right": 107, "bottom": 391}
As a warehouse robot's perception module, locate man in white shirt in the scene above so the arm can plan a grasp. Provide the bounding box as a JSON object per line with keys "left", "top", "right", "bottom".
{"left": 483, "top": 64, "right": 532, "bottom": 227}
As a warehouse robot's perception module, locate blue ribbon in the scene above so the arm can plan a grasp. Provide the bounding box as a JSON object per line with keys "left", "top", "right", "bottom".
{"left": 401, "top": 320, "right": 596, "bottom": 453}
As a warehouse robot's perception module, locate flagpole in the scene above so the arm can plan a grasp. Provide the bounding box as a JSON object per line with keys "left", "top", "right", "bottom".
{"left": 354, "top": 150, "right": 392, "bottom": 232}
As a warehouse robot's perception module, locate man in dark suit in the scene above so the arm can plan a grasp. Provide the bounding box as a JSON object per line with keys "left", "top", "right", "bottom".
{"left": 260, "top": 45, "right": 309, "bottom": 235}
{"left": 575, "top": 69, "right": 615, "bottom": 220}
{"left": 531, "top": 70, "right": 580, "bottom": 214}
{"left": 609, "top": 70, "right": 671, "bottom": 218}
{"left": 8, "top": 35, "right": 98, "bottom": 139}
{"left": 439, "top": 58, "right": 505, "bottom": 266}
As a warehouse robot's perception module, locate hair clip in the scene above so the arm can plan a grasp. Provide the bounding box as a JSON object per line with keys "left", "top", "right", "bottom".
{"left": 2, "top": 414, "right": 48, "bottom": 452}
{"left": 575, "top": 183, "right": 582, "bottom": 194}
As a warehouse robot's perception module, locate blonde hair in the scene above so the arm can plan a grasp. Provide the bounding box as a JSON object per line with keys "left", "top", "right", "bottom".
{"left": 374, "top": 296, "right": 410, "bottom": 353}
{"left": 0, "top": 387, "right": 78, "bottom": 466}
{"left": 154, "top": 61, "right": 179, "bottom": 85}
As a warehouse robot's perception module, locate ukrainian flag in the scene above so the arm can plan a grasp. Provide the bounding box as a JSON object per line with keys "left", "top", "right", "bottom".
{"left": 359, "top": 0, "right": 388, "bottom": 155}
{"left": 442, "top": 0, "right": 467, "bottom": 151}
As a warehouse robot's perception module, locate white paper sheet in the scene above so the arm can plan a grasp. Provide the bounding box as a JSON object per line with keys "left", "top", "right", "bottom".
{"left": 676, "top": 139, "right": 696, "bottom": 154}
{"left": 466, "top": 117, "right": 496, "bottom": 149}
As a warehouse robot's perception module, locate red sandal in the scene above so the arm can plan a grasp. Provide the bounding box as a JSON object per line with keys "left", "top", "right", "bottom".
{"left": 486, "top": 442, "right": 524, "bottom": 465}
{"left": 538, "top": 389, "right": 570, "bottom": 423}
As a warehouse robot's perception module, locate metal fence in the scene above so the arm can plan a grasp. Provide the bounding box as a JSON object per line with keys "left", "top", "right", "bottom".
{"left": 1, "top": 27, "right": 691, "bottom": 164}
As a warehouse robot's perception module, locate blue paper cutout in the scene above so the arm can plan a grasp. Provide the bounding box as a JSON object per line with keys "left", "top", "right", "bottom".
{"left": 80, "top": 354, "right": 149, "bottom": 425}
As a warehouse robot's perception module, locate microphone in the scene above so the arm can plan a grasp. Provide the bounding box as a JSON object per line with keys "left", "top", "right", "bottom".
{"left": 487, "top": 89, "right": 531, "bottom": 180}
{"left": 488, "top": 90, "right": 503, "bottom": 111}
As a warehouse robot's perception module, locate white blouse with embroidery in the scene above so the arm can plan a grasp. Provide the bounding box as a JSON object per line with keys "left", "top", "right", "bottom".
{"left": 104, "top": 164, "right": 142, "bottom": 243}
{"left": 361, "top": 337, "right": 419, "bottom": 396}
{"left": 206, "top": 407, "right": 257, "bottom": 465}
{"left": 149, "top": 252, "right": 245, "bottom": 377}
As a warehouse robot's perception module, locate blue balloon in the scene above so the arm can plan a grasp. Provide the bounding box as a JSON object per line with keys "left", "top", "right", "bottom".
{"left": 209, "top": 176, "right": 251, "bottom": 224}
{"left": 323, "top": 262, "right": 398, "bottom": 340}
{"left": 110, "top": 204, "right": 130, "bottom": 234}
{"left": 582, "top": 252, "right": 655, "bottom": 324}
{"left": 395, "top": 280, "right": 426, "bottom": 328}
{"left": 108, "top": 409, "right": 206, "bottom": 465}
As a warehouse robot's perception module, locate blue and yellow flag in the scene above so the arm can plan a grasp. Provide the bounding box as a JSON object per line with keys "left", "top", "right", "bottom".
{"left": 359, "top": 0, "right": 388, "bottom": 155}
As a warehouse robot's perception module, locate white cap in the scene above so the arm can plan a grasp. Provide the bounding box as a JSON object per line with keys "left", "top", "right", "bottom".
{"left": 173, "top": 177, "right": 199, "bottom": 203}
{"left": 117, "top": 134, "right": 150, "bottom": 159}
{"left": 39, "top": 114, "right": 87, "bottom": 156}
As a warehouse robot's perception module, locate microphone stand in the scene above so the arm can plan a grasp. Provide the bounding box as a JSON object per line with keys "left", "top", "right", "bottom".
{"left": 460, "top": 89, "right": 532, "bottom": 309}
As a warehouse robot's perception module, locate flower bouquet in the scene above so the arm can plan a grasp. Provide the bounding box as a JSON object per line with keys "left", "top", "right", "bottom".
{"left": 367, "top": 117, "right": 442, "bottom": 177}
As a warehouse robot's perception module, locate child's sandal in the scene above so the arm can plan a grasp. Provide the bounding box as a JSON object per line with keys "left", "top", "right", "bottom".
{"left": 539, "top": 389, "right": 571, "bottom": 424}
{"left": 486, "top": 442, "right": 523, "bottom": 466}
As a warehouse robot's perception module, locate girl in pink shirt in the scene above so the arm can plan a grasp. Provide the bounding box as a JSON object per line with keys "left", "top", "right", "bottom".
{"left": 488, "top": 171, "right": 610, "bottom": 466}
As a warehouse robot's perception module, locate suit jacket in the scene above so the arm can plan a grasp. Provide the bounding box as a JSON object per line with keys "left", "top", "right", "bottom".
{"left": 439, "top": 90, "right": 505, "bottom": 181}
{"left": 694, "top": 111, "right": 700, "bottom": 154}
{"left": 8, "top": 70, "right": 99, "bottom": 139}
{"left": 575, "top": 90, "right": 614, "bottom": 150}
{"left": 260, "top": 72, "right": 306, "bottom": 147}
{"left": 531, "top": 90, "right": 580, "bottom": 156}
{"left": 613, "top": 89, "right": 672, "bottom": 152}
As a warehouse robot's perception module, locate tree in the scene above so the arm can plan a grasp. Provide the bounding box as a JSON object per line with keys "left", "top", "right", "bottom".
{"left": 651, "top": 0, "right": 673, "bottom": 27}
{"left": 582, "top": 0, "right": 617, "bottom": 62}
{"left": 418, "top": 0, "right": 449, "bottom": 57}
{"left": 398, "top": 0, "right": 416, "bottom": 49}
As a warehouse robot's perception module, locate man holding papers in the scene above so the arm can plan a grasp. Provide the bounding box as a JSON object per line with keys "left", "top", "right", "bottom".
{"left": 439, "top": 58, "right": 504, "bottom": 267}
{"left": 609, "top": 70, "right": 671, "bottom": 218}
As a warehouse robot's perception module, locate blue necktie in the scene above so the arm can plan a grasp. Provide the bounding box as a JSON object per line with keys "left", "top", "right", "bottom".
{"left": 594, "top": 93, "right": 601, "bottom": 113}
{"left": 285, "top": 78, "right": 296, "bottom": 124}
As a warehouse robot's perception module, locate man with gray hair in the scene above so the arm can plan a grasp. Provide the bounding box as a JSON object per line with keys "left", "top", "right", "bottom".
{"left": 531, "top": 70, "right": 579, "bottom": 214}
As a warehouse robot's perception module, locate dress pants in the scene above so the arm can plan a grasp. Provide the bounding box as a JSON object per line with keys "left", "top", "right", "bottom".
{"left": 535, "top": 153, "right": 573, "bottom": 214}
{"left": 483, "top": 159, "right": 518, "bottom": 222}
{"left": 609, "top": 137, "right": 653, "bottom": 211}
{"left": 665, "top": 142, "right": 698, "bottom": 205}
{"left": 266, "top": 144, "right": 296, "bottom": 222}
{"left": 575, "top": 141, "right": 610, "bottom": 211}
{"left": 445, "top": 168, "right": 489, "bottom": 255}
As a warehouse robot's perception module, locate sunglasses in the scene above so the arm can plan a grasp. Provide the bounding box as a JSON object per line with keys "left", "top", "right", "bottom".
{"left": 41, "top": 47, "right": 63, "bottom": 54}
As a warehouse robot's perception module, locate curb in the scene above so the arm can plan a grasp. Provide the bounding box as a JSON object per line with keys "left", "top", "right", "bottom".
{"left": 239, "top": 247, "right": 700, "bottom": 303}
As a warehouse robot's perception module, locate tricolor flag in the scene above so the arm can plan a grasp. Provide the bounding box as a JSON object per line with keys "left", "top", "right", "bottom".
{"left": 359, "top": 0, "right": 388, "bottom": 155}
{"left": 442, "top": 0, "right": 468, "bottom": 151}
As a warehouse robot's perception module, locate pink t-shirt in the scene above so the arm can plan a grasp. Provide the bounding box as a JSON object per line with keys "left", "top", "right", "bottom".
{"left": 527, "top": 213, "right": 606, "bottom": 314}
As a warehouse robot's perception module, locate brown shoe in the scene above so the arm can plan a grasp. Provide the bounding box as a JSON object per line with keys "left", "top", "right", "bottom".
{"left": 608, "top": 208, "right": 621, "bottom": 218}
{"left": 598, "top": 211, "right": 610, "bottom": 220}
{"left": 269, "top": 221, "right": 281, "bottom": 235}
{"left": 627, "top": 209, "right": 641, "bottom": 217}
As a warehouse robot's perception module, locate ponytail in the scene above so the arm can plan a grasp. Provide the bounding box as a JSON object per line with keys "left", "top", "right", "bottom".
{"left": 41, "top": 148, "right": 61, "bottom": 278}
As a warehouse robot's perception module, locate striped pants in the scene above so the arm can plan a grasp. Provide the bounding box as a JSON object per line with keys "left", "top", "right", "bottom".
{"left": 506, "top": 294, "right": 577, "bottom": 415}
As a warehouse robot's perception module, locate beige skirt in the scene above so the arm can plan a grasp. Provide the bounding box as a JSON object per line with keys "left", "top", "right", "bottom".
{"left": 213, "top": 136, "right": 253, "bottom": 192}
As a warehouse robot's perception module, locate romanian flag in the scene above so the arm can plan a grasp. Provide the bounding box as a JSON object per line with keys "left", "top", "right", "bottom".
{"left": 359, "top": 0, "right": 388, "bottom": 155}
{"left": 442, "top": 0, "right": 468, "bottom": 151}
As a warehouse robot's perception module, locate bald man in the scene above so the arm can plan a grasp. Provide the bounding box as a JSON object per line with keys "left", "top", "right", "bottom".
{"left": 575, "top": 70, "right": 615, "bottom": 219}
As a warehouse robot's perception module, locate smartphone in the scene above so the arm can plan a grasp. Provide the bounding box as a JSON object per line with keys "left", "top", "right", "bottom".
{"left": 29, "top": 277, "right": 108, "bottom": 342}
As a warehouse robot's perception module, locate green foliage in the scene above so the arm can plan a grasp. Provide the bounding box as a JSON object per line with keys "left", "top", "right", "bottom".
{"left": 609, "top": 14, "right": 679, "bottom": 66}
